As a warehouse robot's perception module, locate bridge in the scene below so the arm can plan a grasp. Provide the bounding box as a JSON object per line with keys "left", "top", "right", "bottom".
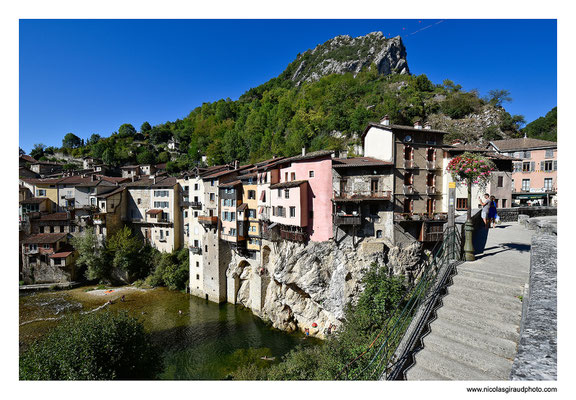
{"left": 405, "top": 217, "right": 557, "bottom": 380}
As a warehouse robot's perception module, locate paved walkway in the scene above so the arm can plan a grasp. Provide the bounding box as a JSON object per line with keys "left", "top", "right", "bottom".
{"left": 406, "top": 222, "right": 534, "bottom": 380}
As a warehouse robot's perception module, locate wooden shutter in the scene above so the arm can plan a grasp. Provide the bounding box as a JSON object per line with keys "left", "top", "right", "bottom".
{"left": 553, "top": 160, "right": 557, "bottom": 171}
{"left": 530, "top": 161, "right": 535, "bottom": 172}
{"left": 540, "top": 161, "right": 544, "bottom": 171}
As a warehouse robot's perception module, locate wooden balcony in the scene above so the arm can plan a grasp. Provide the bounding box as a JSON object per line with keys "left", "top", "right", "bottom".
{"left": 333, "top": 215, "right": 362, "bottom": 225}
{"left": 198, "top": 216, "right": 218, "bottom": 225}
{"left": 280, "top": 229, "right": 307, "bottom": 243}
{"left": 334, "top": 190, "right": 391, "bottom": 202}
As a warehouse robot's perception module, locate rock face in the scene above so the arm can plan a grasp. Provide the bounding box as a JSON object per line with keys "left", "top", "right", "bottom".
{"left": 288, "top": 32, "right": 410, "bottom": 86}
{"left": 258, "top": 239, "right": 387, "bottom": 337}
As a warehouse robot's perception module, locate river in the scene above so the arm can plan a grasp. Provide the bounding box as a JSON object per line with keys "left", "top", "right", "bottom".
{"left": 19, "top": 286, "right": 316, "bottom": 379}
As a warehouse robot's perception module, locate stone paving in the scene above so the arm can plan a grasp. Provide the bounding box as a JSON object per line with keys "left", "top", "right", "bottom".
{"left": 406, "top": 221, "right": 536, "bottom": 380}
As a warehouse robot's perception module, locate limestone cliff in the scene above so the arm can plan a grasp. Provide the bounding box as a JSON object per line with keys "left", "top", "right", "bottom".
{"left": 286, "top": 32, "right": 410, "bottom": 86}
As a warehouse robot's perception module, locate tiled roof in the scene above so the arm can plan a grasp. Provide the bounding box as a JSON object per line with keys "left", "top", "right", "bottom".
{"left": 96, "top": 187, "right": 125, "bottom": 198}
{"left": 489, "top": 138, "right": 557, "bottom": 151}
{"left": 146, "top": 209, "right": 163, "bottom": 215}
{"left": 239, "top": 172, "right": 258, "bottom": 180}
{"left": 57, "top": 176, "right": 91, "bottom": 185}
{"left": 20, "top": 178, "right": 62, "bottom": 185}
{"left": 280, "top": 150, "right": 334, "bottom": 164}
{"left": 22, "top": 233, "right": 67, "bottom": 244}
{"left": 332, "top": 157, "right": 393, "bottom": 168}
{"left": 120, "top": 165, "right": 140, "bottom": 169}
{"left": 20, "top": 154, "right": 38, "bottom": 163}
{"left": 155, "top": 163, "right": 167, "bottom": 169}
{"left": 270, "top": 180, "right": 308, "bottom": 189}
{"left": 202, "top": 168, "right": 238, "bottom": 180}
{"left": 237, "top": 203, "right": 248, "bottom": 211}
{"left": 75, "top": 179, "right": 117, "bottom": 188}
{"left": 49, "top": 251, "right": 74, "bottom": 258}
{"left": 219, "top": 180, "right": 242, "bottom": 188}
{"left": 123, "top": 176, "right": 178, "bottom": 188}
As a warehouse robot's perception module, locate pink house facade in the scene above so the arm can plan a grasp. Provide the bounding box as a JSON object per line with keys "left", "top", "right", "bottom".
{"left": 275, "top": 151, "right": 334, "bottom": 242}
{"left": 490, "top": 138, "right": 557, "bottom": 206}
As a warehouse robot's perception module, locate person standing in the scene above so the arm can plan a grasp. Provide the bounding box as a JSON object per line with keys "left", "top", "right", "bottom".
{"left": 488, "top": 195, "right": 498, "bottom": 228}
{"left": 479, "top": 193, "right": 491, "bottom": 228}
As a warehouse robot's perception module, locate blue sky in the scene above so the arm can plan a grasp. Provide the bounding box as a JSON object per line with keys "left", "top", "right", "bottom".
{"left": 19, "top": 19, "right": 557, "bottom": 153}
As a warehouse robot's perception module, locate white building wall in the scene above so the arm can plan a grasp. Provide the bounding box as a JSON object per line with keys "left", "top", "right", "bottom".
{"left": 363, "top": 127, "right": 394, "bottom": 162}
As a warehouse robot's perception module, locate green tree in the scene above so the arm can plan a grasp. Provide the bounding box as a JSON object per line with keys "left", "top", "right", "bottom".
{"left": 137, "top": 150, "right": 156, "bottom": 165}
{"left": 19, "top": 147, "right": 25, "bottom": 156}
{"left": 62, "top": 133, "right": 82, "bottom": 148}
{"left": 20, "top": 311, "right": 161, "bottom": 380}
{"left": 140, "top": 121, "right": 152, "bottom": 133}
{"left": 107, "top": 226, "right": 150, "bottom": 282}
{"left": 88, "top": 133, "right": 101, "bottom": 145}
{"left": 145, "top": 248, "right": 189, "bottom": 291}
{"left": 157, "top": 151, "right": 170, "bottom": 163}
{"left": 30, "top": 143, "right": 46, "bottom": 160}
{"left": 118, "top": 123, "right": 137, "bottom": 138}
{"left": 485, "top": 89, "right": 512, "bottom": 107}
{"left": 414, "top": 74, "right": 434, "bottom": 92}
{"left": 71, "top": 228, "right": 110, "bottom": 282}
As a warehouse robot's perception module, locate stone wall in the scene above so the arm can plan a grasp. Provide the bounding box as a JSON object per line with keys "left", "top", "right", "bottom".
{"left": 497, "top": 207, "right": 557, "bottom": 223}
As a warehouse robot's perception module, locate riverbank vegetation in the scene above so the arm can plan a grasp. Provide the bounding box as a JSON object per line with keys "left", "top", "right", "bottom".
{"left": 19, "top": 311, "right": 161, "bottom": 380}
{"left": 231, "top": 263, "right": 408, "bottom": 380}
{"left": 72, "top": 227, "right": 189, "bottom": 291}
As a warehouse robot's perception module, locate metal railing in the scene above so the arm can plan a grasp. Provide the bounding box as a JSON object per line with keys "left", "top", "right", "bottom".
{"left": 336, "top": 225, "right": 462, "bottom": 380}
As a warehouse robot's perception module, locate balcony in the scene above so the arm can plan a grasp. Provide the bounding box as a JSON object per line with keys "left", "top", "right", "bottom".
{"left": 190, "top": 246, "right": 202, "bottom": 255}
{"left": 189, "top": 201, "right": 202, "bottom": 209}
{"left": 403, "top": 185, "right": 415, "bottom": 195}
{"left": 404, "top": 159, "right": 416, "bottom": 169}
{"left": 334, "top": 190, "right": 392, "bottom": 202}
{"left": 198, "top": 215, "right": 218, "bottom": 226}
{"left": 334, "top": 214, "right": 362, "bottom": 226}
{"left": 280, "top": 229, "right": 307, "bottom": 243}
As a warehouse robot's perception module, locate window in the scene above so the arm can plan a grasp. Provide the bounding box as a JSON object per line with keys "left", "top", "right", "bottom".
{"left": 154, "top": 201, "right": 169, "bottom": 208}
{"left": 36, "top": 189, "right": 46, "bottom": 196}
{"left": 278, "top": 188, "right": 282, "bottom": 197}
{"left": 522, "top": 162, "right": 531, "bottom": 172}
{"left": 370, "top": 204, "right": 379, "bottom": 215}
{"left": 497, "top": 176, "right": 503, "bottom": 187}
{"left": 209, "top": 193, "right": 215, "bottom": 202}
{"left": 272, "top": 206, "right": 276, "bottom": 216}
{"left": 511, "top": 179, "right": 515, "bottom": 189}
{"left": 154, "top": 190, "right": 169, "bottom": 197}
{"left": 456, "top": 198, "right": 468, "bottom": 210}
{"left": 231, "top": 213, "right": 236, "bottom": 222}
{"left": 522, "top": 179, "right": 530, "bottom": 191}
{"left": 53, "top": 258, "right": 62, "bottom": 266}
{"left": 291, "top": 172, "right": 296, "bottom": 181}
{"left": 229, "top": 228, "right": 237, "bottom": 236}
{"left": 544, "top": 178, "right": 553, "bottom": 191}
{"left": 223, "top": 211, "right": 229, "bottom": 221}
{"left": 277, "top": 206, "right": 285, "bottom": 217}
{"left": 309, "top": 171, "right": 314, "bottom": 178}
{"left": 183, "top": 186, "right": 189, "bottom": 193}
{"left": 403, "top": 198, "right": 413, "bottom": 213}
{"left": 502, "top": 199, "right": 507, "bottom": 208}
{"left": 166, "top": 230, "right": 169, "bottom": 236}
{"left": 196, "top": 274, "right": 200, "bottom": 280}
{"left": 285, "top": 172, "right": 288, "bottom": 181}
{"left": 29, "top": 244, "right": 38, "bottom": 251}
{"left": 59, "top": 226, "right": 64, "bottom": 233}
{"left": 289, "top": 207, "right": 296, "bottom": 218}
{"left": 523, "top": 151, "right": 531, "bottom": 159}
{"left": 43, "top": 244, "right": 50, "bottom": 249}
{"left": 513, "top": 162, "right": 522, "bottom": 173}
{"left": 39, "top": 226, "right": 45, "bottom": 233}
{"left": 196, "top": 262, "right": 199, "bottom": 268}
{"left": 211, "top": 180, "right": 215, "bottom": 186}
{"left": 248, "top": 209, "right": 256, "bottom": 218}
{"left": 545, "top": 149, "right": 554, "bottom": 158}
{"left": 184, "top": 211, "right": 188, "bottom": 218}
{"left": 50, "top": 226, "right": 54, "bottom": 233}
{"left": 376, "top": 230, "right": 383, "bottom": 239}
{"left": 248, "top": 190, "right": 256, "bottom": 200}
{"left": 137, "top": 198, "right": 142, "bottom": 205}
{"left": 194, "top": 211, "right": 198, "bottom": 218}
{"left": 284, "top": 189, "right": 290, "bottom": 199}
{"left": 541, "top": 160, "right": 554, "bottom": 172}
{"left": 70, "top": 225, "right": 75, "bottom": 233}
{"left": 205, "top": 245, "right": 208, "bottom": 252}
{"left": 371, "top": 179, "right": 379, "bottom": 193}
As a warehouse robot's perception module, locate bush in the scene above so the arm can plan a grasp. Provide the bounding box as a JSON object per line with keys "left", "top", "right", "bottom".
{"left": 440, "top": 92, "right": 482, "bottom": 119}
{"left": 20, "top": 311, "right": 161, "bottom": 380}
{"left": 145, "top": 249, "right": 189, "bottom": 291}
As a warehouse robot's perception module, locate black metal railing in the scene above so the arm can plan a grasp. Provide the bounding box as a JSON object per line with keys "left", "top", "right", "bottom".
{"left": 336, "top": 226, "right": 462, "bottom": 380}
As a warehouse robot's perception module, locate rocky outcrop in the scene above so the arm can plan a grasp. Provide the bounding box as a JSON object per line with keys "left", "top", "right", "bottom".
{"left": 289, "top": 32, "right": 410, "bottom": 86}
{"left": 427, "top": 105, "right": 507, "bottom": 143}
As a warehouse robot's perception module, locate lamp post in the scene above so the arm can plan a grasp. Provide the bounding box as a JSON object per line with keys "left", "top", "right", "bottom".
{"left": 464, "top": 177, "right": 475, "bottom": 261}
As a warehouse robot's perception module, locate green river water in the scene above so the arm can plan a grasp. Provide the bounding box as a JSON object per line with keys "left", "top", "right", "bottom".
{"left": 19, "top": 286, "right": 316, "bottom": 380}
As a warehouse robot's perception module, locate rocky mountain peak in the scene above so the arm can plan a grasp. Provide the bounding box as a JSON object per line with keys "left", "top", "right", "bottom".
{"left": 287, "top": 31, "right": 410, "bottom": 85}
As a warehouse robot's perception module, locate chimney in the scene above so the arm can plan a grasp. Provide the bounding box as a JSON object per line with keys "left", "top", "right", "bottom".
{"left": 302, "top": 147, "right": 306, "bottom": 156}
{"left": 153, "top": 176, "right": 157, "bottom": 185}
{"left": 414, "top": 121, "right": 422, "bottom": 129}
{"left": 424, "top": 122, "right": 431, "bottom": 130}
{"left": 91, "top": 174, "right": 96, "bottom": 182}
{"left": 131, "top": 175, "right": 135, "bottom": 182}
{"left": 381, "top": 115, "right": 390, "bottom": 125}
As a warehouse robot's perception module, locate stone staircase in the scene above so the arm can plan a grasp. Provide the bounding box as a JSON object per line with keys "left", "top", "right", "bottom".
{"left": 405, "top": 222, "right": 533, "bottom": 380}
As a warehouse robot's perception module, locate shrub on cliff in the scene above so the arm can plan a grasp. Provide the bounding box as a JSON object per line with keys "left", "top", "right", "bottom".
{"left": 19, "top": 311, "right": 161, "bottom": 380}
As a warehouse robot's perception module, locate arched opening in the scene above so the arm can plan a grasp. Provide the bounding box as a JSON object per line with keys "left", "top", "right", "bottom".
{"left": 262, "top": 245, "right": 271, "bottom": 268}
{"left": 234, "top": 260, "right": 251, "bottom": 306}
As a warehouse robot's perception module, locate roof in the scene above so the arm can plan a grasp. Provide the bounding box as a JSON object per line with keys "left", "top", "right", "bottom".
{"left": 39, "top": 212, "right": 70, "bottom": 221}
{"left": 332, "top": 157, "right": 393, "bottom": 168}
{"left": 489, "top": 138, "right": 557, "bottom": 152}
{"left": 239, "top": 172, "right": 258, "bottom": 180}
{"left": 443, "top": 145, "right": 522, "bottom": 161}
{"left": 155, "top": 163, "right": 167, "bottom": 169}
{"left": 363, "top": 122, "right": 449, "bottom": 138}
{"left": 120, "top": 165, "right": 140, "bottom": 169}
{"left": 57, "top": 176, "right": 91, "bottom": 185}
{"left": 124, "top": 176, "right": 178, "bottom": 189}
{"left": 22, "top": 233, "right": 68, "bottom": 244}
{"left": 75, "top": 179, "right": 117, "bottom": 188}
{"left": 20, "top": 178, "right": 62, "bottom": 185}
{"left": 146, "top": 209, "right": 163, "bottom": 215}
{"left": 270, "top": 180, "right": 308, "bottom": 189}
{"left": 20, "top": 154, "right": 37, "bottom": 163}
{"left": 20, "top": 197, "right": 48, "bottom": 205}
{"left": 237, "top": 203, "right": 248, "bottom": 211}
{"left": 219, "top": 180, "right": 242, "bottom": 188}
{"left": 202, "top": 168, "right": 238, "bottom": 180}
{"left": 279, "top": 150, "right": 334, "bottom": 165}
{"left": 49, "top": 251, "right": 74, "bottom": 258}
{"left": 96, "top": 187, "right": 125, "bottom": 198}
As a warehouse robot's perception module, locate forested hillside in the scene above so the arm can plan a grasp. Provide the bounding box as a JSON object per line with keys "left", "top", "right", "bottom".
{"left": 27, "top": 33, "right": 531, "bottom": 172}
{"left": 521, "top": 107, "right": 557, "bottom": 141}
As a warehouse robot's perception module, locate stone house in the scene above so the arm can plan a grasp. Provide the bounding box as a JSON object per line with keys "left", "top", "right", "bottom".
{"left": 29, "top": 161, "right": 63, "bottom": 177}
{"left": 20, "top": 233, "right": 77, "bottom": 284}
{"left": 362, "top": 117, "right": 448, "bottom": 244}
{"left": 331, "top": 157, "right": 394, "bottom": 245}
